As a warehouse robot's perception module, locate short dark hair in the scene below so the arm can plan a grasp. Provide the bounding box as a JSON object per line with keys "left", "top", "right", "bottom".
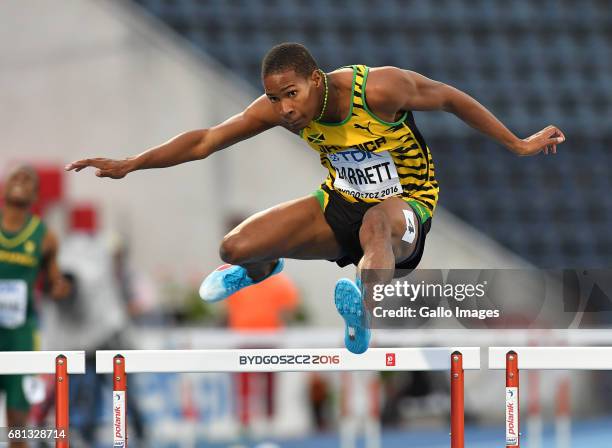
{"left": 261, "top": 43, "right": 319, "bottom": 80}
{"left": 7, "top": 164, "right": 39, "bottom": 190}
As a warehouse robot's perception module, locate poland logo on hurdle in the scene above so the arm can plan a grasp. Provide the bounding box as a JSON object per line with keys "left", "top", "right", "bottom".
{"left": 113, "top": 391, "right": 126, "bottom": 447}
{"left": 505, "top": 387, "right": 519, "bottom": 446}
{"left": 386, "top": 353, "right": 396, "bottom": 366}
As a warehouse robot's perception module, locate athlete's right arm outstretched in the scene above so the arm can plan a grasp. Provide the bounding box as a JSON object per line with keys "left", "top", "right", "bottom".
{"left": 66, "top": 96, "right": 280, "bottom": 178}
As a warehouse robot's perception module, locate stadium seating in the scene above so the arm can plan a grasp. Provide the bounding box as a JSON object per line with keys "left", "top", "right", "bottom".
{"left": 134, "top": 0, "right": 612, "bottom": 267}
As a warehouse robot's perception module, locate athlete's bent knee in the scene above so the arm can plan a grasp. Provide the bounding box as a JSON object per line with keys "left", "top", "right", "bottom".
{"left": 219, "top": 234, "right": 252, "bottom": 265}
{"left": 359, "top": 208, "right": 391, "bottom": 245}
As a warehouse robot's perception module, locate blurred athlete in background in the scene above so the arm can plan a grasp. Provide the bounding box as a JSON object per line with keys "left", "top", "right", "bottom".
{"left": 0, "top": 165, "right": 70, "bottom": 447}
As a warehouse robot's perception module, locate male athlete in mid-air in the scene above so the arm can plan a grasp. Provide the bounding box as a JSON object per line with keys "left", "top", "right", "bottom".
{"left": 67, "top": 43, "right": 565, "bottom": 354}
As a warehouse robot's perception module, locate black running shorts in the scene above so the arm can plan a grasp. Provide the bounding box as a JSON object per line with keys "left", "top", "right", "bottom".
{"left": 312, "top": 188, "right": 432, "bottom": 269}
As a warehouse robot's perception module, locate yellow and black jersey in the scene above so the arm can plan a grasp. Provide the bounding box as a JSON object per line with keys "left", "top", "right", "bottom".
{"left": 300, "top": 64, "right": 439, "bottom": 216}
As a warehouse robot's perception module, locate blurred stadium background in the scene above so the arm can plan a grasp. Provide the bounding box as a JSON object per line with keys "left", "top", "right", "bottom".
{"left": 0, "top": 0, "right": 611, "bottom": 447}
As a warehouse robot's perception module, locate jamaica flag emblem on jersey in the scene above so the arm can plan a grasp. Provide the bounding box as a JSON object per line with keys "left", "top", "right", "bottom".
{"left": 307, "top": 132, "right": 325, "bottom": 144}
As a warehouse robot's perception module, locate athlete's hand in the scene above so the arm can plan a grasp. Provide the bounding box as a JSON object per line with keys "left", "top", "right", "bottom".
{"left": 65, "top": 158, "right": 133, "bottom": 179}
{"left": 516, "top": 125, "right": 565, "bottom": 156}
{"left": 50, "top": 275, "right": 72, "bottom": 301}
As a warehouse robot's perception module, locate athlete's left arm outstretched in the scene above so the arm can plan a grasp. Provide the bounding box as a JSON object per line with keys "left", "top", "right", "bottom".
{"left": 371, "top": 67, "right": 565, "bottom": 156}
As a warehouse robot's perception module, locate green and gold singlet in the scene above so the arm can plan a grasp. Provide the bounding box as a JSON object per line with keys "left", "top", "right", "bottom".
{"left": 300, "top": 65, "right": 439, "bottom": 216}
{"left": 0, "top": 213, "right": 47, "bottom": 329}
{"left": 0, "top": 212, "right": 47, "bottom": 411}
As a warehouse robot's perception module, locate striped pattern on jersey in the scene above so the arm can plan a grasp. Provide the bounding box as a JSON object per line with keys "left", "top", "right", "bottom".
{"left": 300, "top": 64, "right": 439, "bottom": 215}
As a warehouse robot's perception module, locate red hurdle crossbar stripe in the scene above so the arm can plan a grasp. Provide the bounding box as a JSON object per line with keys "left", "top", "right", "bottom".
{"left": 113, "top": 355, "right": 127, "bottom": 447}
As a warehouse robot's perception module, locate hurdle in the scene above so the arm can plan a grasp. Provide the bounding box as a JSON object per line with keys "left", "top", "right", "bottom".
{"left": 97, "top": 347, "right": 480, "bottom": 447}
{"left": 489, "top": 346, "right": 612, "bottom": 448}
{"left": 0, "top": 351, "right": 85, "bottom": 448}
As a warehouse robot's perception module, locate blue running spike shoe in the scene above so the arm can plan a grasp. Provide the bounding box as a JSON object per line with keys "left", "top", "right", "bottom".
{"left": 199, "top": 259, "right": 285, "bottom": 303}
{"left": 334, "top": 278, "right": 371, "bottom": 354}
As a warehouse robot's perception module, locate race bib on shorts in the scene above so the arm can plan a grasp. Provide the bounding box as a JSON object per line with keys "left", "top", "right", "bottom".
{"left": 0, "top": 280, "right": 28, "bottom": 329}
{"left": 328, "top": 149, "right": 402, "bottom": 200}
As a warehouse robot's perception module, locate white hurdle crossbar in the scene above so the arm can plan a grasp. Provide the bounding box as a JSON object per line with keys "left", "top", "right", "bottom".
{"left": 489, "top": 346, "right": 612, "bottom": 370}
{"left": 0, "top": 351, "right": 85, "bottom": 374}
{"left": 97, "top": 347, "right": 480, "bottom": 448}
{"left": 96, "top": 347, "right": 480, "bottom": 373}
{"left": 489, "top": 346, "right": 612, "bottom": 448}
{"left": 0, "top": 351, "right": 85, "bottom": 448}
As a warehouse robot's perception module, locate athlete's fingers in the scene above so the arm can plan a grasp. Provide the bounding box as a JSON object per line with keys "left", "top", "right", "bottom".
{"left": 65, "top": 159, "right": 90, "bottom": 171}
{"left": 67, "top": 158, "right": 123, "bottom": 176}
{"left": 556, "top": 128, "right": 566, "bottom": 141}
{"left": 66, "top": 158, "right": 106, "bottom": 171}
{"left": 87, "top": 158, "right": 109, "bottom": 168}
{"left": 519, "top": 125, "right": 564, "bottom": 156}
{"left": 68, "top": 157, "right": 126, "bottom": 178}
{"left": 547, "top": 136, "right": 564, "bottom": 147}
{"left": 548, "top": 132, "right": 565, "bottom": 143}
{"left": 546, "top": 126, "right": 565, "bottom": 142}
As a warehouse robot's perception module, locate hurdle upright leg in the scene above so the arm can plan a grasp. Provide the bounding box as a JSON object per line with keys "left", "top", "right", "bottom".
{"left": 340, "top": 371, "right": 357, "bottom": 448}
{"left": 365, "top": 374, "right": 381, "bottom": 448}
{"left": 450, "top": 351, "right": 464, "bottom": 448}
{"left": 113, "top": 355, "right": 128, "bottom": 447}
{"left": 506, "top": 351, "right": 520, "bottom": 448}
{"left": 555, "top": 375, "right": 571, "bottom": 448}
{"left": 55, "top": 354, "right": 69, "bottom": 448}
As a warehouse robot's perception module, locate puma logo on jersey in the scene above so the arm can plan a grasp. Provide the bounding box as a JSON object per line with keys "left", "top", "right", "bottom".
{"left": 354, "top": 122, "right": 376, "bottom": 136}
